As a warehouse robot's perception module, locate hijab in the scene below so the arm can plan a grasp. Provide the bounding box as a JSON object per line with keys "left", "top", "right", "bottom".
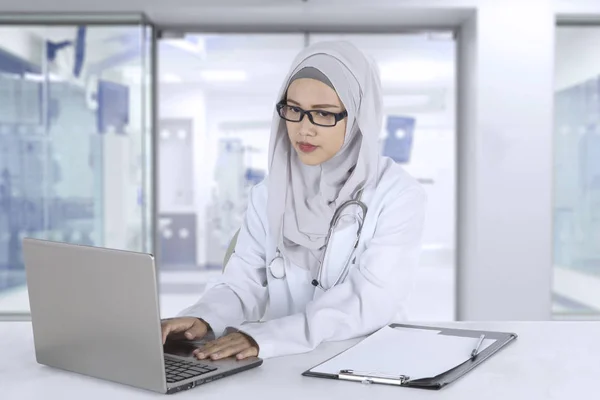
{"left": 266, "top": 41, "right": 383, "bottom": 271}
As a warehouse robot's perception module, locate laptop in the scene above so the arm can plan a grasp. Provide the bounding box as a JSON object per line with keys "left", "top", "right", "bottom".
{"left": 22, "top": 238, "right": 262, "bottom": 394}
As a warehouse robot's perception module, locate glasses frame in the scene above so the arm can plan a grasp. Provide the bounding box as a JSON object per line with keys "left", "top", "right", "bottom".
{"left": 276, "top": 102, "right": 348, "bottom": 127}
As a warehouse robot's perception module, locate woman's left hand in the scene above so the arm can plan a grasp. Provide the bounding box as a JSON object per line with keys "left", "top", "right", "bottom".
{"left": 193, "top": 332, "right": 259, "bottom": 361}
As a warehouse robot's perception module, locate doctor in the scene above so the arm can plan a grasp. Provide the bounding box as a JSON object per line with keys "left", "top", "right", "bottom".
{"left": 161, "top": 41, "right": 427, "bottom": 360}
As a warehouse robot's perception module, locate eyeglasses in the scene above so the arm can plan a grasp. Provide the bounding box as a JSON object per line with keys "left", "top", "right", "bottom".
{"left": 276, "top": 102, "right": 348, "bottom": 127}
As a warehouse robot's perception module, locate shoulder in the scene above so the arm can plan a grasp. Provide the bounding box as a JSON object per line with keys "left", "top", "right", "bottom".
{"left": 248, "top": 177, "right": 269, "bottom": 204}
{"left": 374, "top": 157, "right": 427, "bottom": 209}
{"left": 362, "top": 158, "right": 427, "bottom": 238}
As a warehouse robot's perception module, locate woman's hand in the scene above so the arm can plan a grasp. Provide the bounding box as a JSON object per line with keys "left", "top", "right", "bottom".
{"left": 194, "top": 332, "right": 259, "bottom": 361}
{"left": 160, "top": 317, "right": 208, "bottom": 344}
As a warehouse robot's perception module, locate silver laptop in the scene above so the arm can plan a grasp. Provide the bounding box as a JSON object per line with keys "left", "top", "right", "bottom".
{"left": 22, "top": 238, "right": 262, "bottom": 394}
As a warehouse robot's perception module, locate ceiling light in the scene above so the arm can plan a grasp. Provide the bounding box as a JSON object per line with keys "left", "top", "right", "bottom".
{"left": 162, "top": 37, "right": 206, "bottom": 58}
{"left": 382, "top": 94, "right": 432, "bottom": 107}
{"left": 199, "top": 69, "right": 247, "bottom": 82}
{"left": 23, "top": 72, "right": 65, "bottom": 82}
{"left": 379, "top": 60, "right": 450, "bottom": 83}
{"left": 161, "top": 73, "right": 182, "bottom": 83}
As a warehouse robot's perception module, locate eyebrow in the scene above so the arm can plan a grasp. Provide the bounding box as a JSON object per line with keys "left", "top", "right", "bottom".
{"left": 286, "top": 98, "right": 340, "bottom": 109}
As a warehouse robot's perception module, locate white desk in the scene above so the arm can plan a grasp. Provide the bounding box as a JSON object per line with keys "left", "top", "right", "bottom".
{"left": 1, "top": 321, "right": 598, "bottom": 399}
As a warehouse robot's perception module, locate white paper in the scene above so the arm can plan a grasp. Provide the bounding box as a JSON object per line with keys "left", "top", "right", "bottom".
{"left": 393, "top": 327, "right": 442, "bottom": 335}
{"left": 312, "top": 326, "right": 496, "bottom": 381}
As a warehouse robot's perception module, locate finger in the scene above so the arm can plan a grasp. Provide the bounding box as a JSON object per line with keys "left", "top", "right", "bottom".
{"left": 193, "top": 333, "right": 240, "bottom": 358}
{"left": 192, "top": 342, "right": 219, "bottom": 358}
{"left": 195, "top": 340, "right": 218, "bottom": 354}
{"left": 210, "top": 343, "right": 252, "bottom": 360}
{"left": 198, "top": 342, "right": 248, "bottom": 361}
{"left": 198, "top": 334, "right": 237, "bottom": 350}
{"left": 212, "top": 333, "right": 238, "bottom": 343}
{"left": 161, "top": 324, "right": 171, "bottom": 345}
{"left": 236, "top": 347, "right": 259, "bottom": 360}
{"left": 206, "top": 335, "right": 248, "bottom": 358}
{"left": 196, "top": 338, "right": 244, "bottom": 359}
{"left": 195, "top": 340, "right": 239, "bottom": 359}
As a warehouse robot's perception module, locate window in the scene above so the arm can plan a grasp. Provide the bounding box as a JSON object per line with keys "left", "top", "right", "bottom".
{"left": 0, "top": 21, "right": 154, "bottom": 316}
{"left": 553, "top": 26, "right": 600, "bottom": 317}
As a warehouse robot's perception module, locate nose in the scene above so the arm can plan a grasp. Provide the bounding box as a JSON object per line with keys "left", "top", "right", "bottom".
{"left": 297, "top": 114, "right": 316, "bottom": 137}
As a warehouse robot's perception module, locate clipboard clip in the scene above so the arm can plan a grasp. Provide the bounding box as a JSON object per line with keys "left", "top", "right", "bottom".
{"left": 338, "top": 369, "right": 410, "bottom": 386}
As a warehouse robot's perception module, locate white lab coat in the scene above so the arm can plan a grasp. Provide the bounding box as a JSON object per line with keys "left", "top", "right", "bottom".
{"left": 179, "top": 157, "right": 427, "bottom": 358}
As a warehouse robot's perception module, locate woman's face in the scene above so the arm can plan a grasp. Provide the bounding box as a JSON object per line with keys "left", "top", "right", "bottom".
{"left": 285, "top": 78, "right": 347, "bottom": 166}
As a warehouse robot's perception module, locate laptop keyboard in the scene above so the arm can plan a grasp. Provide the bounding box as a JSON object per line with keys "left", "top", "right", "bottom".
{"left": 164, "top": 358, "right": 218, "bottom": 383}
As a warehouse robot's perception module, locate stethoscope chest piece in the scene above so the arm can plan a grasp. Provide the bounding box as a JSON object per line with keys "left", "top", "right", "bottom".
{"left": 268, "top": 189, "right": 367, "bottom": 290}
{"left": 269, "top": 254, "right": 286, "bottom": 279}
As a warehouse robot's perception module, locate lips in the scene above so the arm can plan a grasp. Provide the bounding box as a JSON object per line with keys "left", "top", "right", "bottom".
{"left": 298, "top": 142, "right": 318, "bottom": 153}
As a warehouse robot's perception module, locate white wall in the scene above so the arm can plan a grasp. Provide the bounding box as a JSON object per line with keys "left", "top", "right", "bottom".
{"left": 457, "top": 8, "right": 478, "bottom": 321}
{"left": 0, "top": 28, "right": 43, "bottom": 67}
{"left": 399, "top": 91, "right": 456, "bottom": 254}
{"left": 457, "top": 0, "right": 554, "bottom": 320}
{"left": 555, "top": 27, "right": 600, "bottom": 90}
{"left": 554, "top": 0, "right": 600, "bottom": 15}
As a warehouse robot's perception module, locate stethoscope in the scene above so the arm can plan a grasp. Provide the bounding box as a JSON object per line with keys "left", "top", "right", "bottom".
{"left": 268, "top": 189, "right": 368, "bottom": 291}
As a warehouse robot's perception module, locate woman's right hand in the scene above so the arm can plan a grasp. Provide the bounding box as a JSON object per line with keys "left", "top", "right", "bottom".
{"left": 161, "top": 317, "right": 209, "bottom": 344}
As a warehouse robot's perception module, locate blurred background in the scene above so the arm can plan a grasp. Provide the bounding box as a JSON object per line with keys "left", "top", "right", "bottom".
{"left": 0, "top": 0, "right": 598, "bottom": 322}
{"left": 157, "top": 32, "right": 456, "bottom": 319}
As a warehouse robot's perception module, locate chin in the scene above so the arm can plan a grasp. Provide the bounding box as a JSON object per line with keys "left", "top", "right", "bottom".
{"left": 299, "top": 159, "right": 322, "bottom": 166}
{"left": 296, "top": 152, "right": 324, "bottom": 166}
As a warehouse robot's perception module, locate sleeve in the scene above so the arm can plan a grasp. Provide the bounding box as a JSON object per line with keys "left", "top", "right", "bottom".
{"left": 177, "top": 184, "right": 269, "bottom": 337}
{"left": 235, "top": 184, "right": 427, "bottom": 358}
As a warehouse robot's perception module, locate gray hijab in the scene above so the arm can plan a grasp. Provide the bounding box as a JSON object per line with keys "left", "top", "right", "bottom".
{"left": 267, "top": 41, "right": 383, "bottom": 271}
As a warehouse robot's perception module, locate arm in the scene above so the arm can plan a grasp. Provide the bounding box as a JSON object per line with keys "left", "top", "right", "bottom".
{"left": 237, "top": 185, "right": 427, "bottom": 358}
{"left": 177, "top": 184, "right": 269, "bottom": 337}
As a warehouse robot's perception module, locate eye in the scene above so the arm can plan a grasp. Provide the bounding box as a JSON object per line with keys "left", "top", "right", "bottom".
{"left": 289, "top": 106, "right": 302, "bottom": 113}
{"left": 317, "top": 111, "right": 332, "bottom": 117}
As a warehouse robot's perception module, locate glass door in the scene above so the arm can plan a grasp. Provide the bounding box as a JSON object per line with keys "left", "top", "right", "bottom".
{"left": 0, "top": 16, "right": 155, "bottom": 316}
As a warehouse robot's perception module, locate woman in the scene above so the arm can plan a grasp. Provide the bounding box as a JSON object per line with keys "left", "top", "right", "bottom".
{"left": 161, "top": 41, "right": 427, "bottom": 360}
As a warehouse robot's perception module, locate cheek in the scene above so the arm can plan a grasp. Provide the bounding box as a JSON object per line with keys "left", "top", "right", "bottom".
{"left": 286, "top": 121, "right": 297, "bottom": 138}
{"left": 316, "top": 127, "right": 344, "bottom": 157}
{"left": 328, "top": 125, "right": 346, "bottom": 152}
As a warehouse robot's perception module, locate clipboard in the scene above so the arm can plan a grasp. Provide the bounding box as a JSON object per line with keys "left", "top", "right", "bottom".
{"left": 302, "top": 323, "right": 518, "bottom": 390}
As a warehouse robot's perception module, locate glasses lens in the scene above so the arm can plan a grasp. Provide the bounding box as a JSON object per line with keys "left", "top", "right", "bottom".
{"left": 280, "top": 105, "right": 302, "bottom": 121}
{"left": 311, "top": 111, "right": 336, "bottom": 127}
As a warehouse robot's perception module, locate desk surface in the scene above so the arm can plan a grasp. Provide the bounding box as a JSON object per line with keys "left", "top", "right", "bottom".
{"left": 1, "top": 321, "right": 598, "bottom": 399}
